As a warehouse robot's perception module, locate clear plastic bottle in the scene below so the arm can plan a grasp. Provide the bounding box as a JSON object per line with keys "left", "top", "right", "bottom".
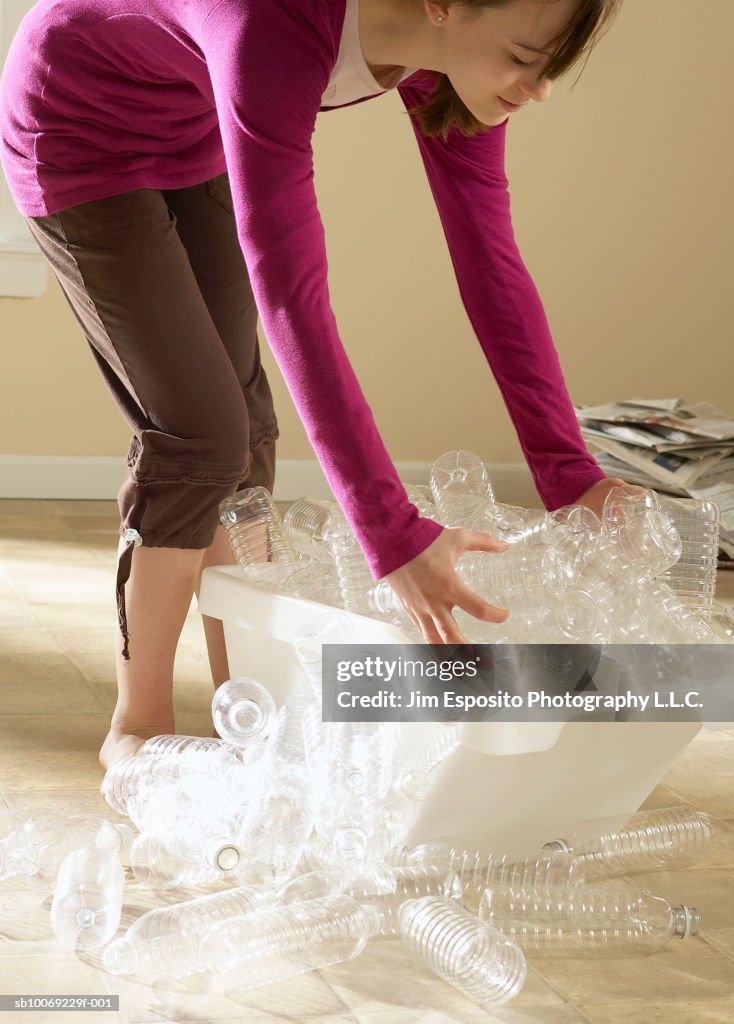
{"left": 715, "top": 605, "right": 734, "bottom": 639}
{"left": 429, "top": 450, "right": 495, "bottom": 527}
{"left": 392, "top": 722, "right": 462, "bottom": 801}
{"left": 234, "top": 765, "right": 314, "bottom": 885}
{"left": 544, "top": 805, "right": 714, "bottom": 877}
{"left": 325, "top": 722, "right": 395, "bottom": 802}
{"left": 211, "top": 677, "right": 277, "bottom": 750}
{"left": 283, "top": 497, "right": 339, "bottom": 561}
{"left": 633, "top": 581, "right": 717, "bottom": 643}
{"left": 457, "top": 543, "right": 551, "bottom": 606}
{"left": 103, "top": 884, "right": 270, "bottom": 979}
{"left": 129, "top": 831, "right": 242, "bottom": 889}
{"left": 554, "top": 586, "right": 600, "bottom": 641}
{"left": 601, "top": 484, "right": 660, "bottom": 536}
{"left": 373, "top": 791, "right": 417, "bottom": 854}
{"left": 350, "top": 866, "right": 462, "bottom": 937}
{"left": 101, "top": 753, "right": 179, "bottom": 816}
{"left": 517, "top": 644, "right": 602, "bottom": 696}
{"left": 136, "top": 734, "right": 234, "bottom": 756}
{"left": 219, "top": 485, "right": 300, "bottom": 584}
{"left": 323, "top": 511, "right": 376, "bottom": 616}
{"left": 4, "top": 814, "right": 130, "bottom": 885}
{"left": 560, "top": 538, "right": 653, "bottom": 634}
{"left": 307, "top": 820, "right": 375, "bottom": 873}
{"left": 405, "top": 484, "right": 441, "bottom": 522}
{"left": 51, "top": 847, "right": 124, "bottom": 950}
{"left": 301, "top": 695, "right": 327, "bottom": 772}
{"left": 285, "top": 561, "right": 342, "bottom": 606}
{"left": 275, "top": 868, "right": 348, "bottom": 905}
{"left": 102, "top": 744, "right": 243, "bottom": 816}
{"left": 366, "top": 579, "right": 413, "bottom": 628}
{"left": 471, "top": 504, "right": 552, "bottom": 547}
{"left": 479, "top": 884, "right": 701, "bottom": 955}
{"left": 550, "top": 504, "right": 604, "bottom": 535}
{"left": 657, "top": 496, "right": 720, "bottom": 620}
{"left": 265, "top": 695, "right": 310, "bottom": 768}
{"left": 544, "top": 508, "right": 606, "bottom": 602}
{"left": 562, "top": 514, "right": 679, "bottom": 597}
{"left": 615, "top": 509, "right": 682, "bottom": 576}
{"left": 0, "top": 814, "right": 32, "bottom": 881}
{"left": 293, "top": 610, "right": 358, "bottom": 699}
{"left": 128, "top": 765, "right": 253, "bottom": 840}
{"left": 204, "top": 894, "right": 383, "bottom": 991}
{"left": 509, "top": 506, "right": 553, "bottom": 545}
{"left": 307, "top": 787, "right": 413, "bottom": 878}
{"left": 399, "top": 896, "right": 526, "bottom": 1007}
{"left": 406, "top": 839, "right": 582, "bottom": 913}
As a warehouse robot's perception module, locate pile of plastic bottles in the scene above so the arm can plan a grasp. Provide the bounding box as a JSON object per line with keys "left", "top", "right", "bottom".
{"left": 0, "top": 666, "right": 715, "bottom": 1011}
{"left": 218, "top": 449, "right": 724, "bottom": 643}
{"left": 1, "top": 451, "right": 725, "bottom": 1010}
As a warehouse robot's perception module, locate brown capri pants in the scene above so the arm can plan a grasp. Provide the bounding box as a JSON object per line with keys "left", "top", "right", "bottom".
{"left": 27, "top": 173, "right": 278, "bottom": 657}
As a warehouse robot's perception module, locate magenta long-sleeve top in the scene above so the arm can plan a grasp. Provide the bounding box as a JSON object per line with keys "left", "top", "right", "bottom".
{"left": 0, "top": 0, "right": 604, "bottom": 578}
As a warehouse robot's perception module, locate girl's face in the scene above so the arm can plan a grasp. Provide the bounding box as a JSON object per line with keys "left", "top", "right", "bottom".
{"left": 427, "top": 0, "right": 578, "bottom": 126}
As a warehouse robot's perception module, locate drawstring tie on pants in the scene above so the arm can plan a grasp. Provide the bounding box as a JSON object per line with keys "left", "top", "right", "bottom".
{"left": 116, "top": 527, "right": 142, "bottom": 661}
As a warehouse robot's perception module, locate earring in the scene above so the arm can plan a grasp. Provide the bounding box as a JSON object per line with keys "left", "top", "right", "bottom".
{"left": 437, "top": 15, "right": 445, "bottom": 21}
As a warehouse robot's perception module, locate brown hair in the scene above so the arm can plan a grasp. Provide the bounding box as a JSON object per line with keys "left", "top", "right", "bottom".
{"left": 408, "top": 0, "right": 623, "bottom": 140}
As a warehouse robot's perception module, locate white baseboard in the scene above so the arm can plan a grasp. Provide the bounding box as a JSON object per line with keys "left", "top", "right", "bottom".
{"left": 0, "top": 243, "right": 48, "bottom": 298}
{"left": 0, "top": 454, "right": 538, "bottom": 506}
{"left": 0, "top": 455, "right": 126, "bottom": 500}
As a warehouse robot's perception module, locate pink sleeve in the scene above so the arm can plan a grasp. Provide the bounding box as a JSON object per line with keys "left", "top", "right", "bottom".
{"left": 199, "top": 0, "right": 442, "bottom": 578}
{"left": 398, "top": 74, "right": 605, "bottom": 510}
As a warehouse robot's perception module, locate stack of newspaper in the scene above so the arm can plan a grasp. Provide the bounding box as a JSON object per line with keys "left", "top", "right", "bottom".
{"left": 575, "top": 398, "right": 734, "bottom": 560}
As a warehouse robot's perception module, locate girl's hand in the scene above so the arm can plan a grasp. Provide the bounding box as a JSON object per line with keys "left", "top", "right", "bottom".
{"left": 383, "top": 527, "right": 510, "bottom": 644}
{"left": 573, "top": 477, "right": 628, "bottom": 518}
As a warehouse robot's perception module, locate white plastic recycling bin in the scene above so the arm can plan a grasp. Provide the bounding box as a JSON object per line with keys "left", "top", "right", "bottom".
{"left": 198, "top": 565, "right": 705, "bottom": 850}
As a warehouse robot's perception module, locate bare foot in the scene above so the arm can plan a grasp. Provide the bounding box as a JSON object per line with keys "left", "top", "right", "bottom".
{"left": 99, "top": 721, "right": 174, "bottom": 772}
{"left": 99, "top": 730, "right": 146, "bottom": 772}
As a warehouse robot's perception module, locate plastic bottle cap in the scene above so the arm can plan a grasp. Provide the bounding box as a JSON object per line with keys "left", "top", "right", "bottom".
{"left": 231, "top": 701, "right": 265, "bottom": 736}
{"left": 676, "top": 904, "right": 700, "bottom": 939}
{"left": 216, "top": 845, "right": 241, "bottom": 871}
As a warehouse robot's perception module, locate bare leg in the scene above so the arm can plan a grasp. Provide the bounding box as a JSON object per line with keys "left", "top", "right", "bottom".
{"left": 195, "top": 523, "right": 237, "bottom": 692}
{"left": 99, "top": 540, "right": 205, "bottom": 769}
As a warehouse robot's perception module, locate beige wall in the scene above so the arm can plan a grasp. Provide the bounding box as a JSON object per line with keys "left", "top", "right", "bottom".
{"left": 1, "top": 0, "right": 732, "bottom": 467}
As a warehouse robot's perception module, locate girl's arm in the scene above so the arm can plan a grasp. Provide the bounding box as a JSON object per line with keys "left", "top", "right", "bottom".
{"left": 200, "top": 4, "right": 531, "bottom": 642}
{"left": 199, "top": 0, "right": 442, "bottom": 580}
{"left": 397, "top": 73, "right": 606, "bottom": 510}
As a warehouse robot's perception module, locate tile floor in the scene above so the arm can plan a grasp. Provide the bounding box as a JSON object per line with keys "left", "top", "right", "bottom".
{"left": 0, "top": 499, "right": 733, "bottom": 1024}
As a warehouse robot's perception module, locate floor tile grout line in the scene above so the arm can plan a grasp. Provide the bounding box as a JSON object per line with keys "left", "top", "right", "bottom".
{"left": 699, "top": 932, "right": 734, "bottom": 964}
{"left": 520, "top": 962, "right": 590, "bottom": 1016}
